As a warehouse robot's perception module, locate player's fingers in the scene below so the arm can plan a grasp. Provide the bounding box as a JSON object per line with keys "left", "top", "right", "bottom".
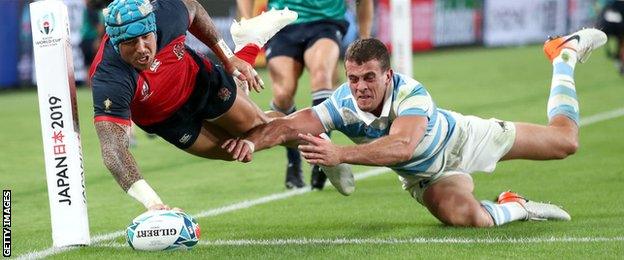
{"left": 224, "top": 138, "right": 238, "bottom": 153}
{"left": 244, "top": 68, "right": 257, "bottom": 93}
{"left": 228, "top": 139, "right": 243, "bottom": 154}
{"left": 236, "top": 144, "right": 250, "bottom": 161}
{"left": 297, "top": 144, "right": 316, "bottom": 152}
{"left": 251, "top": 79, "right": 261, "bottom": 93}
{"left": 250, "top": 73, "right": 261, "bottom": 93}
{"left": 252, "top": 69, "right": 264, "bottom": 91}
{"left": 302, "top": 158, "right": 320, "bottom": 165}
{"left": 243, "top": 153, "right": 253, "bottom": 162}
{"left": 300, "top": 151, "right": 323, "bottom": 160}
{"left": 222, "top": 139, "right": 234, "bottom": 149}
{"left": 253, "top": 69, "right": 264, "bottom": 86}
{"left": 149, "top": 204, "right": 171, "bottom": 211}
{"left": 240, "top": 67, "right": 258, "bottom": 91}
{"left": 235, "top": 140, "right": 251, "bottom": 160}
{"left": 232, "top": 140, "right": 245, "bottom": 159}
{"left": 227, "top": 142, "right": 239, "bottom": 154}
{"left": 233, "top": 69, "right": 250, "bottom": 91}
{"left": 297, "top": 133, "right": 320, "bottom": 145}
{"left": 232, "top": 69, "right": 244, "bottom": 80}
{"left": 148, "top": 204, "right": 164, "bottom": 211}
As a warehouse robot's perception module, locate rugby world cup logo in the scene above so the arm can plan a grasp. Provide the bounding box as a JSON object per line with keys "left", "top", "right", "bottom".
{"left": 37, "top": 13, "right": 55, "bottom": 35}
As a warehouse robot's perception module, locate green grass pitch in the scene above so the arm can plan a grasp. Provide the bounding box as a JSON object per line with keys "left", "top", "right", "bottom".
{"left": 2, "top": 44, "right": 624, "bottom": 258}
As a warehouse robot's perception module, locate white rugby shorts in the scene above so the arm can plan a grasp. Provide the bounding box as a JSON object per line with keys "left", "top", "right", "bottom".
{"left": 399, "top": 111, "right": 516, "bottom": 204}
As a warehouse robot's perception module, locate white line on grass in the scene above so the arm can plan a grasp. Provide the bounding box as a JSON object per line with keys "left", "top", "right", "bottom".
{"left": 16, "top": 168, "right": 390, "bottom": 260}
{"left": 579, "top": 107, "right": 624, "bottom": 126}
{"left": 94, "top": 236, "right": 624, "bottom": 248}
{"left": 193, "top": 167, "right": 388, "bottom": 219}
{"left": 17, "top": 108, "right": 624, "bottom": 259}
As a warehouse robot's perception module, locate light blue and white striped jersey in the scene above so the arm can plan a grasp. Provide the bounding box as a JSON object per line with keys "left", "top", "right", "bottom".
{"left": 312, "top": 73, "right": 457, "bottom": 175}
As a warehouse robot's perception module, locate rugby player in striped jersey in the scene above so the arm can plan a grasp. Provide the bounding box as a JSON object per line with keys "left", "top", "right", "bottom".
{"left": 224, "top": 30, "right": 607, "bottom": 227}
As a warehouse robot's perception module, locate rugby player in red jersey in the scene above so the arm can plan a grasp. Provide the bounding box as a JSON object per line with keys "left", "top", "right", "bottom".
{"left": 90, "top": 0, "right": 296, "bottom": 210}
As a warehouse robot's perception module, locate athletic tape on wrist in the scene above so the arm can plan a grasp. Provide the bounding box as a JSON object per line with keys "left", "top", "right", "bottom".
{"left": 218, "top": 39, "right": 234, "bottom": 58}
{"left": 127, "top": 179, "right": 163, "bottom": 209}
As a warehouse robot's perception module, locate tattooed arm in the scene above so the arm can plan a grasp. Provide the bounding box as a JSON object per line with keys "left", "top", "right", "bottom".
{"left": 180, "top": 0, "right": 261, "bottom": 91}
{"left": 94, "top": 121, "right": 164, "bottom": 209}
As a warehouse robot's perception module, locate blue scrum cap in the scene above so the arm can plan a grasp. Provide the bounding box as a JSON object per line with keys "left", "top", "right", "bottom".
{"left": 103, "top": 0, "right": 156, "bottom": 52}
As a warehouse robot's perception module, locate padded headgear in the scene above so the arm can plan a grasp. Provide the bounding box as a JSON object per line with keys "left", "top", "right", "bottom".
{"left": 103, "top": 0, "right": 156, "bottom": 52}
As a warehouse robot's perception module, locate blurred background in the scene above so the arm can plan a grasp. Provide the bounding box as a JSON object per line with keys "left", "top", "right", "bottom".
{"left": 0, "top": 0, "right": 621, "bottom": 90}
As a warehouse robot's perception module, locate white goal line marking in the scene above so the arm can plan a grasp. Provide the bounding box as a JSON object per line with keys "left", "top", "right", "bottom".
{"left": 94, "top": 236, "right": 624, "bottom": 248}
{"left": 16, "top": 107, "right": 624, "bottom": 259}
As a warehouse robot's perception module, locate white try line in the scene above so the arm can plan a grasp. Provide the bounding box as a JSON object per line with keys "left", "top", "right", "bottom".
{"left": 579, "top": 107, "right": 624, "bottom": 126}
{"left": 16, "top": 107, "right": 624, "bottom": 259}
{"left": 16, "top": 168, "right": 390, "bottom": 260}
{"left": 93, "top": 236, "right": 624, "bottom": 248}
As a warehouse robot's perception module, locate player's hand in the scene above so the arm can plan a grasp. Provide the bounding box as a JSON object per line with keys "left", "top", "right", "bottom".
{"left": 147, "top": 203, "right": 182, "bottom": 212}
{"left": 297, "top": 133, "right": 341, "bottom": 167}
{"left": 228, "top": 56, "right": 264, "bottom": 93}
{"left": 221, "top": 138, "right": 254, "bottom": 162}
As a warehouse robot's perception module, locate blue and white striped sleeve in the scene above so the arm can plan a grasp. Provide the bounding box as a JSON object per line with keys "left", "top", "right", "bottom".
{"left": 396, "top": 83, "right": 432, "bottom": 117}
{"left": 312, "top": 86, "right": 347, "bottom": 132}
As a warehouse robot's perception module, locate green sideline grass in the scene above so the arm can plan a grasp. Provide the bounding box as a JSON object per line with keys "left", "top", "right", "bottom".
{"left": 2, "top": 44, "right": 623, "bottom": 258}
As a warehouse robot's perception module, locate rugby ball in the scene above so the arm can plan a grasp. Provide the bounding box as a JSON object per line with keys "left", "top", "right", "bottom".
{"left": 126, "top": 210, "right": 200, "bottom": 251}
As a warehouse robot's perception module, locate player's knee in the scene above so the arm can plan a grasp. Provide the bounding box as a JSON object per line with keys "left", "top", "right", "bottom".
{"left": 562, "top": 137, "right": 579, "bottom": 157}
{"left": 549, "top": 126, "right": 579, "bottom": 159}
{"left": 272, "top": 89, "right": 295, "bottom": 108}
{"left": 555, "top": 133, "right": 579, "bottom": 159}
{"left": 310, "top": 70, "right": 332, "bottom": 89}
{"left": 554, "top": 143, "right": 578, "bottom": 159}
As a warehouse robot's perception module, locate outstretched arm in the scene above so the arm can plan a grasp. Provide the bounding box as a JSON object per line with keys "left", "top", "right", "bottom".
{"left": 94, "top": 121, "right": 164, "bottom": 209}
{"left": 299, "top": 115, "right": 428, "bottom": 167}
{"left": 223, "top": 108, "right": 326, "bottom": 161}
{"left": 181, "top": 0, "right": 261, "bottom": 91}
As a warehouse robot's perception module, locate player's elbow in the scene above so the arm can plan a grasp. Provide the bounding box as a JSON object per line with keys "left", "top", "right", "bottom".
{"left": 396, "top": 149, "right": 414, "bottom": 163}
{"left": 395, "top": 140, "right": 416, "bottom": 162}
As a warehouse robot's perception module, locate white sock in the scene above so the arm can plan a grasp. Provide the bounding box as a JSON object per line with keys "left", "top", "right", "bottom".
{"left": 481, "top": 200, "right": 528, "bottom": 226}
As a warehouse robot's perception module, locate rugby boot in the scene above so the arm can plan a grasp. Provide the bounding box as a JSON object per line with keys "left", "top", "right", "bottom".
{"left": 497, "top": 191, "right": 571, "bottom": 221}
{"left": 543, "top": 28, "right": 607, "bottom": 63}
{"left": 230, "top": 7, "right": 298, "bottom": 52}
{"left": 312, "top": 133, "right": 355, "bottom": 195}
{"left": 319, "top": 163, "right": 354, "bottom": 196}
{"left": 285, "top": 162, "right": 305, "bottom": 189}
{"left": 310, "top": 165, "right": 327, "bottom": 190}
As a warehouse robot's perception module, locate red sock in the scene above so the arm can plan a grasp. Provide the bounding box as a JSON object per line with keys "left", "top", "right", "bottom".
{"left": 234, "top": 44, "right": 261, "bottom": 66}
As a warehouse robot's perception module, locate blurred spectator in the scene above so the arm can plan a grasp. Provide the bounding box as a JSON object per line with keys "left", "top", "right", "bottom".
{"left": 17, "top": 0, "right": 88, "bottom": 86}
{"left": 18, "top": 0, "right": 34, "bottom": 87}
{"left": 597, "top": 0, "right": 624, "bottom": 75}
{"left": 63, "top": 0, "right": 88, "bottom": 85}
{"left": 81, "top": 0, "right": 105, "bottom": 71}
